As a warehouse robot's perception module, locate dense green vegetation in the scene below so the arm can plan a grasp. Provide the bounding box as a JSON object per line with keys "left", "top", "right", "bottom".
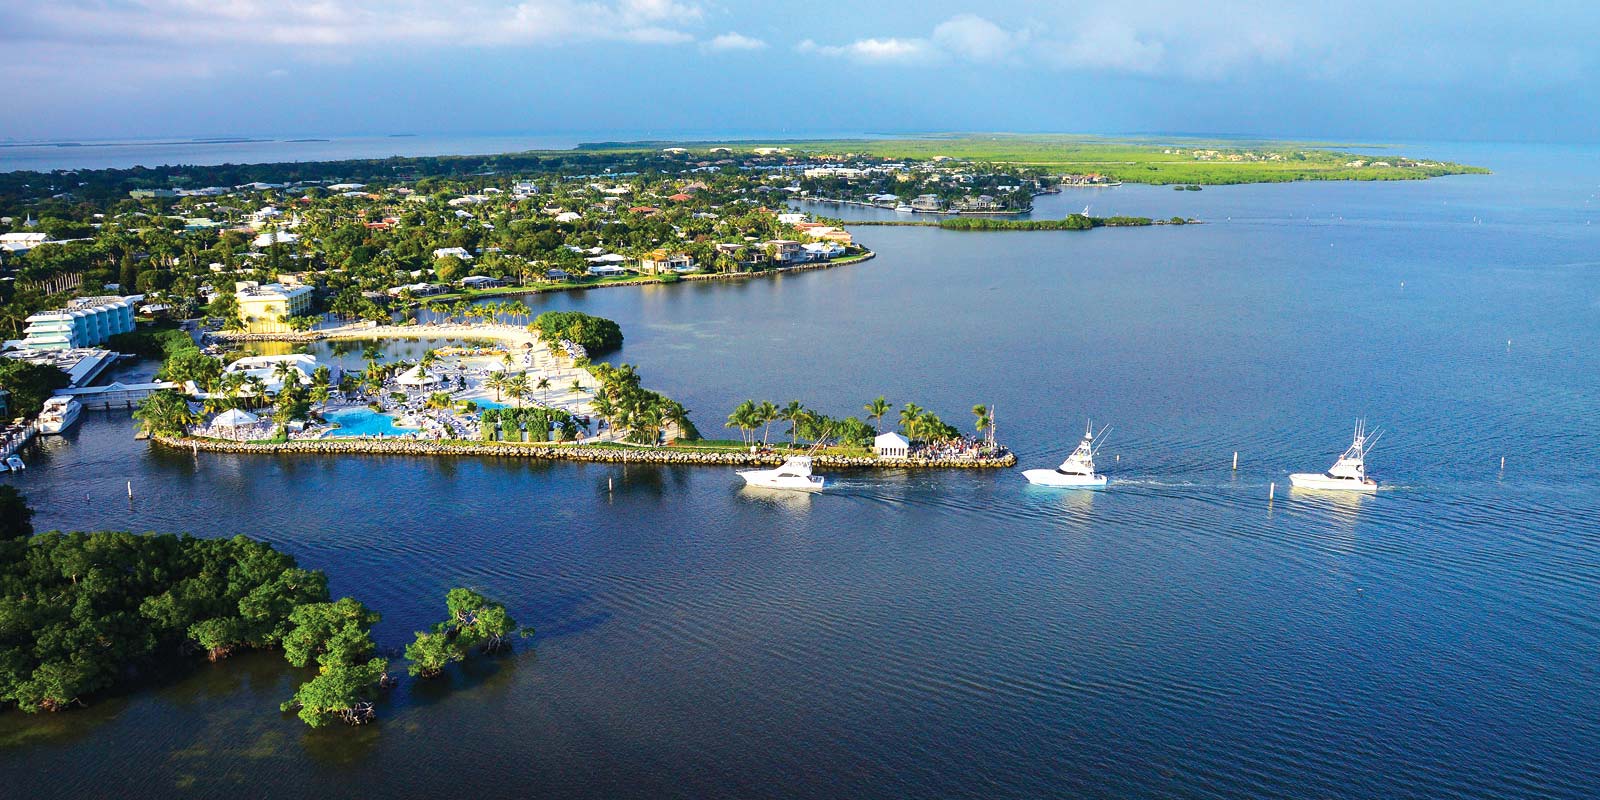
{"left": 938, "top": 214, "right": 1165, "bottom": 231}
{"left": 404, "top": 588, "right": 530, "bottom": 679}
{"left": 588, "top": 361, "right": 696, "bottom": 444}
{"left": 723, "top": 395, "right": 977, "bottom": 449}
{"left": 478, "top": 406, "right": 580, "bottom": 442}
{"left": 529, "top": 311, "right": 624, "bottom": 355}
{"left": 278, "top": 597, "right": 389, "bottom": 728}
{"left": 0, "top": 502, "right": 525, "bottom": 727}
{"left": 0, "top": 358, "right": 70, "bottom": 418}
{"left": 0, "top": 527, "right": 330, "bottom": 713}
{"left": 627, "top": 134, "right": 1489, "bottom": 185}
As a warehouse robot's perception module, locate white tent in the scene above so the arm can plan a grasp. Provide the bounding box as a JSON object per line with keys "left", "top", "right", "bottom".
{"left": 212, "top": 408, "right": 260, "bottom": 427}
{"left": 874, "top": 431, "right": 910, "bottom": 458}
{"left": 396, "top": 364, "right": 442, "bottom": 387}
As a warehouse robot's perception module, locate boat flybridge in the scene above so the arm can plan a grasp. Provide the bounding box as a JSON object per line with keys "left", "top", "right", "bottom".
{"left": 738, "top": 455, "right": 826, "bottom": 492}
{"left": 1289, "top": 420, "right": 1380, "bottom": 492}
{"left": 39, "top": 396, "right": 82, "bottom": 435}
{"left": 1023, "top": 422, "right": 1110, "bottom": 489}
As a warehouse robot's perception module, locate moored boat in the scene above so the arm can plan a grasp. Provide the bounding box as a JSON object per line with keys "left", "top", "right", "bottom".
{"left": 38, "top": 396, "right": 82, "bottom": 435}
{"left": 738, "top": 455, "right": 826, "bottom": 492}
{"left": 1289, "top": 420, "right": 1380, "bottom": 492}
{"left": 1023, "top": 422, "right": 1109, "bottom": 489}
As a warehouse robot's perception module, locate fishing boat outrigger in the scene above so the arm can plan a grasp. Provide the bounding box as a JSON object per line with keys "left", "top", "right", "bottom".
{"left": 1023, "top": 422, "right": 1109, "bottom": 489}
{"left": 1290, "top": 420, "right": 1380, "bottom": 492}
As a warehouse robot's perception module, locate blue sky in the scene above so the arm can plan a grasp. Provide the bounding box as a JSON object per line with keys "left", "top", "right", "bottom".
{"left": 2, "top": 1, "right": 1596, "bottom": 142}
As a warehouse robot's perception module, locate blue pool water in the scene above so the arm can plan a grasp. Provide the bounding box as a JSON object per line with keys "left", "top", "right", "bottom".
{"left": 322, "top": 407, "right": 417, "bottom": 437}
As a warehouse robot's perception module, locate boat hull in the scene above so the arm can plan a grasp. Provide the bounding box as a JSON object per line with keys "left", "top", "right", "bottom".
{"left": 737, "top": 472, "right": 825, "bottom": 492}
{"left": 40, "top": 408, "right": 81, "bottom": 435}
{"left": 1022, "top": 469, "right": 1108, "bottom": 489}
{"left": 1288, "top": 473, "right": 1377, "bottom": 492}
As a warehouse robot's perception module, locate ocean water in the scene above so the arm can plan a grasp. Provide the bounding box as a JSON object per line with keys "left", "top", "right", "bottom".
{"left": 1, "top": 142, "right": 1598, "bottom": 799}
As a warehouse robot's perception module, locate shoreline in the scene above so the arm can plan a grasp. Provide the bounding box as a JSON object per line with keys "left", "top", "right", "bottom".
{"left": 423, "top": 251, "right": 875, "bottom": 304}
{"left": 153, "top": 434, "right": 1017, "bottom": 470}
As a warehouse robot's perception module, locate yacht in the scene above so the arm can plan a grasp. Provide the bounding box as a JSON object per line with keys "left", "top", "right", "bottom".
{"left": 1023, "top": 423, "right": 1109, "bottom": 489}
{"left": 894, "top": 204, "right": 914, "bottom": 213}
{"left": 1290, "top": 421, "right": 1380, "bottom": 492}
{"left": 38, "top": 396, "right": 82, "bottom": 435}
{"left": 5, "top": 455, "right": 24, "bottom": 471}
{"left": 738, "top": 455, "right": 826, "bottom": 492}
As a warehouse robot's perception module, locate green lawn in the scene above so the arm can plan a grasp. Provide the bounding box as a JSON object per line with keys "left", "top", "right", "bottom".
{"left": 580, "top": 134, "right": 1488, "bottom": 185}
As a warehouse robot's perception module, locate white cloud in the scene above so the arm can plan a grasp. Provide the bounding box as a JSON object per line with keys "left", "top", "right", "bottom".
{"left": 1038, "top": 20, "right": 1166, "bottom": 75}
{"left": 9, "top": 1, "right": 706, "bottom": 50}
{"left": 797, "top": 37, "right": 936, "bottom": 64}
{"left": 930, "top": 14, "right": 1026, "bottom": 63}
{"left": 704, "top": 32, "right": 768, "bottom": 52}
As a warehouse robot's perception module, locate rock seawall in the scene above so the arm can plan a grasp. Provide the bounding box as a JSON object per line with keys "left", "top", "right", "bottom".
{"left": 153, "top": 434, "right": 1015, "bottom": 470}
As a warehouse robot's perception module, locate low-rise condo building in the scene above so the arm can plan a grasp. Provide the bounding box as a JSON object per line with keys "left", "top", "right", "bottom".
{"left": 235, "top": 281, "right": 314, "bottom": 333}
{"left": 21, "top": 296, "right": 136, "bottom": 350}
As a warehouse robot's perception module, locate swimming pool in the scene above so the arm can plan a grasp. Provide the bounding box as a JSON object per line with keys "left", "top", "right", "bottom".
{"left": 322, "top": 407, "right": 418, "bottom": 437}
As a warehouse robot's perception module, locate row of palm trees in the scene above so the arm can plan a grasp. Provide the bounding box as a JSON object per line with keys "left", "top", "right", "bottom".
{"left": 725, "top": 396, "right": 994, "bottom": 449}
{"left": 483, "top": 370, "right": 571, "bottom": 409}
{"left": 587, "top": 362, "right": 691, "bottom": 445}
{"left": 419, "top": 299, "right": 535, "bottom": 326}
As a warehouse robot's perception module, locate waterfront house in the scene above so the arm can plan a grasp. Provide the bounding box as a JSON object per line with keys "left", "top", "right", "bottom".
{"left": 460, "top": 275, "right": 501, "bottom": 290}
{"left": 874, "top": 432, "right": 911, "bottom": 458}
{"left": 764, "top": 240, "right": 806, "bottom": 265}
{"left": 802, "top": 241, "right": 845, "bottom": 261}
{"left": 638, "top": 250, "right": 695, "bottom": 275}
{"left": 587, "top": 265, "right": 629, "bottom": 277}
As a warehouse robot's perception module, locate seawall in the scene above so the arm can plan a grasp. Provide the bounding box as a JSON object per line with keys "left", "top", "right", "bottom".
{"left": 152, "top": 434, "right": 1015, "bottom": 470}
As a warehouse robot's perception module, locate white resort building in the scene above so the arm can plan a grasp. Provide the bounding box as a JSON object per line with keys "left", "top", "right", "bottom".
{"left": 874, "top": 432, "right": 911, "bottom": 458}
{"left": 21, "top": 296, "right": 136, "bottom": 350}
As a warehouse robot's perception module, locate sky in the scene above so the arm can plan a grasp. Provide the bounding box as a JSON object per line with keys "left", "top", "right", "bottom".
{"left": 2, "top": 1, "right": 1598, "bottom": 143}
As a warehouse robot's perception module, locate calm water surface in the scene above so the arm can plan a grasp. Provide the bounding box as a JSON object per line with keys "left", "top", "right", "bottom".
{"left": 2, "top": 143, "right": 1599, "bottom": 799}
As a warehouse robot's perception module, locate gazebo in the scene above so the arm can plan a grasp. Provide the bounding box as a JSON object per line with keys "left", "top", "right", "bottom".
{"left": 395, "top": 364, "right": 442, "bottom": 388}
{"left": 212, "top": 408, "right": 261, "bottom": 439}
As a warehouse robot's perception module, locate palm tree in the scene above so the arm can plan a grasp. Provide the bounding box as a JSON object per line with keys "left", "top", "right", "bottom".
{"left": 899, "top": 403, "right": 925, "bottom": 441}
{"left": 244, "top": 376, "right": 268, "bottom": 409}
{"left": 591, "top": 393, "right": 617, "bottom": 434}
{"left": 569, "top": 378, "right": 584, "bottom": 397}
{"left": 536, "top": 376, "right": 551, "bottom": 404}
{"left": 726, "top": 399, "right": 756, "bottom": 446}
{"left": 972, "top": 405, "right": 991, "bottom": 439}
{"left": 272, "top": 360, "right": 302, "bottom": 392}
{"left": 865, "top": 397, "right": 891, "bottom": 433}
{"left": 755, "top": 400, "right": 779, "bottom": 446}
{"left": 134, "top": 390, "right": 198, "bottom": 436}
{"left": 780, "top": 400, "right": 805, "bottom": 448}
{"left": 485, "top": 370, "right": 507, "bottom": 402}
{"left": 505, "top": 372, "right": 530, "bottom": 409}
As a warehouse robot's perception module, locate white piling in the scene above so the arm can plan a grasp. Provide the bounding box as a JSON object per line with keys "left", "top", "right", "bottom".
{"left": 1500, "top": 456, "right": 1505, "bottom": 471}
{"left": 126, "top": 481, "right": 132, "bottom": 498}
{"left": 608, "top": 477, "right": 614, "bottom": 493}
{"left": 1269, "top": 482, "right": 1276, "bottom": 500}
{"left": 1232, "top": 451, "right": 1238, "bottom": 471}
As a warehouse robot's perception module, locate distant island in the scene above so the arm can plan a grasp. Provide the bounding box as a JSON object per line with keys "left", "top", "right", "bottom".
{"left": 578, "top": 134, "right": 1488, "bottom": 186}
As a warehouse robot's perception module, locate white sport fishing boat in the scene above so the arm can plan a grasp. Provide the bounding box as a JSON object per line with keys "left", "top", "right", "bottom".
{"left": 738, "top": 455, "right": 826, "bottom": 492}
{"left": 1290, "top": 420, "right": 1380, "bottom": 492}
{"left": 1023, "top": 422, "right": 1109, "bottom": 489}
{"left": 38, "top": 396, "right": 82, "bottom": 435}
